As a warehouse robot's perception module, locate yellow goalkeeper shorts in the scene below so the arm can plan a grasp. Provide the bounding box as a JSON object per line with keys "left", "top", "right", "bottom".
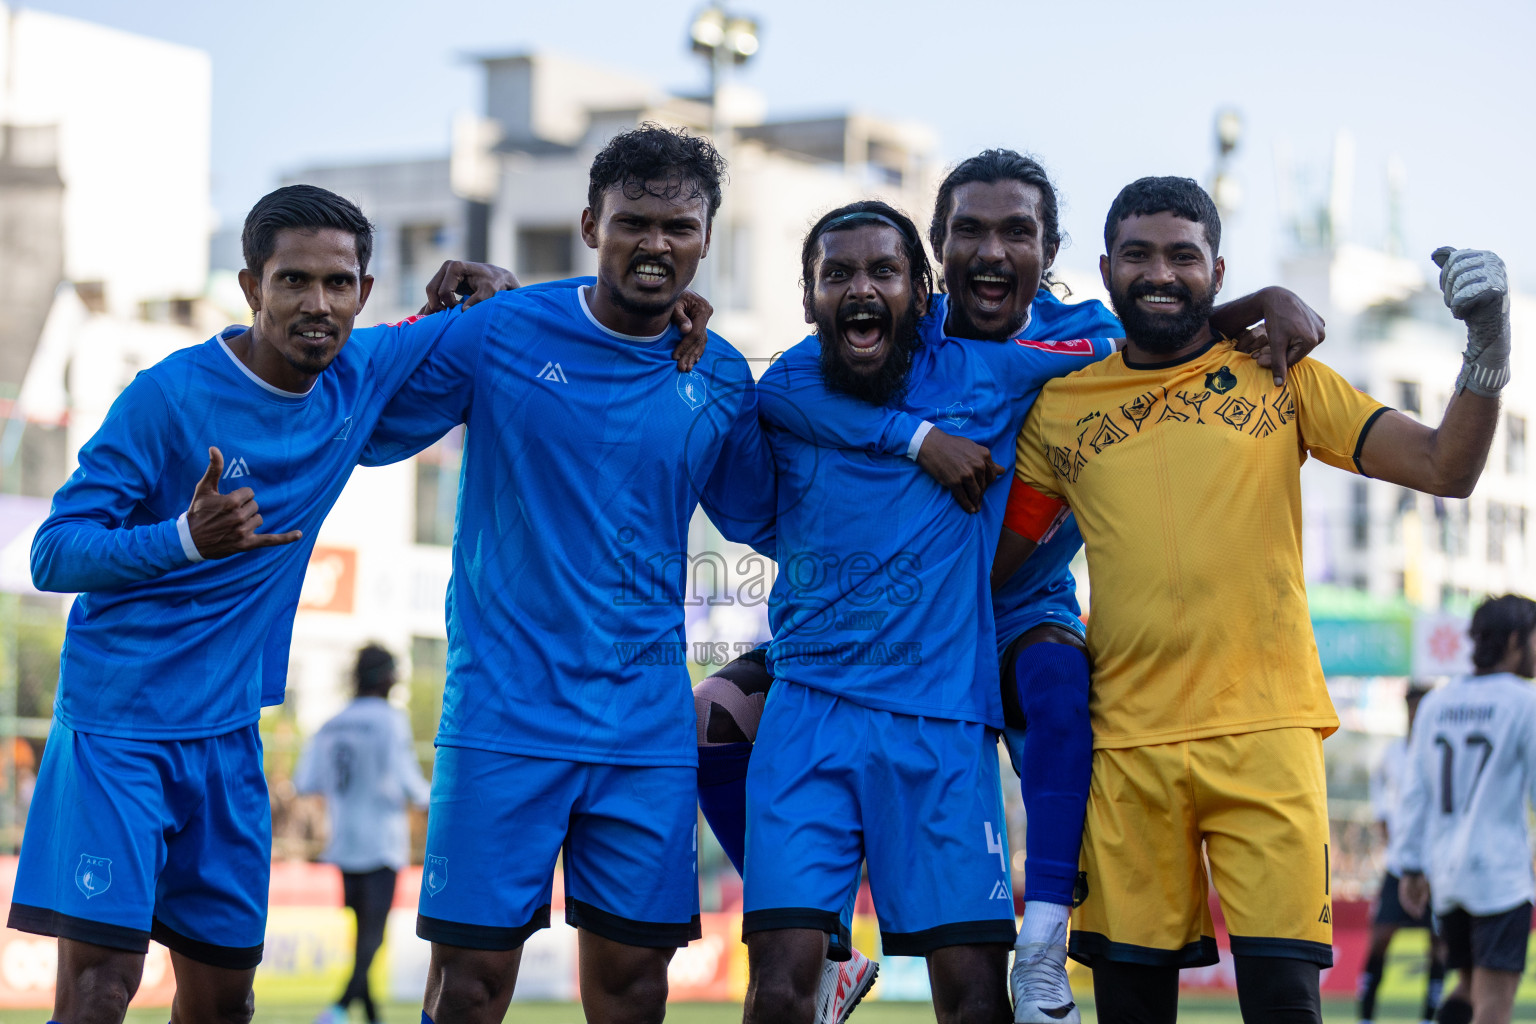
{"left": 1068, "top": 727, "right": 1334, "bottom": 967}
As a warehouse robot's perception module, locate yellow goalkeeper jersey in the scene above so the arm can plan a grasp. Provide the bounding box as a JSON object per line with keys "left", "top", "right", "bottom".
{"left": 1012, "top": 340, "right": 1387, "bottom": 749}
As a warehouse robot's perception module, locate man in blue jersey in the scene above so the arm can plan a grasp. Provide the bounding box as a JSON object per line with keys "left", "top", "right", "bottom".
{"left": 8, "top": 185, "right": 519, "bottom": 1024}
{"left": 358, "top": 124, "right": 782, "bottom": 1024}
{"left": 693, "top": 151, "right": 1322, "bottom": 1024}
{"left": 741, "top": 200, "right": 1090, "bottom": 1024}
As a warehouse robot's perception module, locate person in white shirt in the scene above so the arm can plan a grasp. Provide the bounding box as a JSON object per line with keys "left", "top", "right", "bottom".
{"left": 1359, "top": 683, "right": 1446, "bottom": 1024}
{"left": 1398, "top": 595, "right": 1536, "bottom": 1024}
{"left": 296, "top": 644, "right": 431, "bottom": 1024}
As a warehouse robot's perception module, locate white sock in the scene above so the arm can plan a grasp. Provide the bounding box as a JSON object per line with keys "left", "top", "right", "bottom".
{"left": 1016, "top": 900, "right": 1069, "bottom": 947}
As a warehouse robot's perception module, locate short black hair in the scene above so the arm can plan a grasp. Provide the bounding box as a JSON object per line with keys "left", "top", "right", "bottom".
{"left": 242, "top": 184, "right": 373, "bottom": 277}
{"left": 929, "top": 149, "right": 1064, "bottom": 259}
{"left": 354, "top": 643, "right": 396, "bottom": 697}
{"left": 587, "top": 123, "right": 725, "bottom": 222}
{"left": 801, "top": 200, "right": 934, "bottom": 305}
{"left": 1103, "top": 176, "right": 1221, "bottom": 256}
{"left": 1469, "top": 594, "right": 1536, "bottom": 671}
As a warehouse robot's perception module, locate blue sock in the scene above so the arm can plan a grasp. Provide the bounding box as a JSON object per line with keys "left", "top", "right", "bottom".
{"left": 1009, "top": 641, "right": 1092, "bottom": 906}
{"left": 423, "top": 1013, "right": 435, "bottom": 1024}
{"left": 697, "top": 741, "right": 752, "bottom": 876}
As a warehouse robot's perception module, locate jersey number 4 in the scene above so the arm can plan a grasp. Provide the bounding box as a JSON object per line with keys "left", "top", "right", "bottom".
{"left": 1434, "top": 732, "right": 1493, "bottom": 814}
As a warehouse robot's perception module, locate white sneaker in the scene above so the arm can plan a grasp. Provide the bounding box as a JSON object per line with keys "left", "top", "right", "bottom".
{"left": 815, "top": 947, "right": 879, "bottom": 1024}
{"left": 1011, "top": 942, "right": 1080, "bottom": 1024}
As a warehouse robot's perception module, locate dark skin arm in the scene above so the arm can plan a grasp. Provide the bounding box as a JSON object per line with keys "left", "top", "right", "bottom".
{"left": 1357, "top": 390, "right": 1498, "bottom": 498}
{"left": 1210, "top": 286, "right": 1326, "bottom": 385}
{"left": 418, "top": 260, "right": 713, "bottom": 372}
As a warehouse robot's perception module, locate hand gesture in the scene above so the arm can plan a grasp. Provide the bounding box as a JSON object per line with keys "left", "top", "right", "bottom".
{"left": 186, "top": 447, "right": 302, "bottom": 559}
{"left": 418, "top": 260, "right": 522, "bottom": 315}
{"left": 670, "top": 290, "right": 713, "bottom": 372}
{"left": 1236, "top": 288, "right": 1326, "bottom": 387}
{"left": 915, "top": 428, "right": 1003, "bottom": 514}
{"left": 1434, "top": 247, "right": 1511, "bottom": 396}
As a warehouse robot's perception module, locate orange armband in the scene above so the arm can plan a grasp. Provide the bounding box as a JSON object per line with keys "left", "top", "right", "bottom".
{"left": 1003, "top": 477, "right": 1070, "bottom": 544}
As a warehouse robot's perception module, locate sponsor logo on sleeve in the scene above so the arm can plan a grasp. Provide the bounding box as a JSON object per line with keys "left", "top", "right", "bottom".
{"left": 1014, "top": 337, "right": 1096, "bottom": 356}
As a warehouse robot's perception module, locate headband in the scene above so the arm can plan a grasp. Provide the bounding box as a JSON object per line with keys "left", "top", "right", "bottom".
{"left": 814, "top": 210, "right": 909, "bottom": 241}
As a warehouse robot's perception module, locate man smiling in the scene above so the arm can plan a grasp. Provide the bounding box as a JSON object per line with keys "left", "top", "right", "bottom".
{"left": 11, "top": 185, "right": 519, "bottom": 1024}
{"left": 692, "top": 151, "right": 1324, "bottom": 1024}
{"left": 738, "top": 201, "right": 1126, "bottom": 1024}
{"left": 996, "top": 176, "right": 1507, "bottom": 1024}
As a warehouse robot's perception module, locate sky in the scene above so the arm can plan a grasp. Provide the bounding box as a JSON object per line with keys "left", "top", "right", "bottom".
{"left": 18, "top": 0, "right": 1536, "bottom": 295}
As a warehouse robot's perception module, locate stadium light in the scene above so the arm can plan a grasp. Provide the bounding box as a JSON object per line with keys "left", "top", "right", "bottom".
{"left": 692, "top": 6, "right": 759, "bottom": 64}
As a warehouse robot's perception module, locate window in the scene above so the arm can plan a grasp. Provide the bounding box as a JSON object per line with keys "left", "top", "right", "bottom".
{"left": 1351, "top": 481, "right": 1370, "bottom": 549}
{"left": 717, "top": 222, "right": 753, "bottom": 311}
{"left": 1396, "top": 381, "right": 1421, "bottom": 416}
{"left": 399, "top": 222, "right": 448, "bottom": 307}
{"left": 414, "top": 426, "right": 463, "bottom": 547}
{"left": 1489, "top": 502, "right": 1507, "bottom": 563}
{"left": 1507, "top": 415, "right": 1526, "bottom": 475}
{"left": 516, "top": 226, "right": 575, "bottom": 280}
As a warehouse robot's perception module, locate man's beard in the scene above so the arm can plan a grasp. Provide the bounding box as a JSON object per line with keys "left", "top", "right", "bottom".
{"left": 815, "top": 302, "right": 923, "bottom": 407}
{"left": 1109, "top": 280, "right": 1217, "bottom": 356}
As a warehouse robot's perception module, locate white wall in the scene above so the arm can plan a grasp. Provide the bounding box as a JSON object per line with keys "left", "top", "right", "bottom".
{"left": 0, "top": 5, "right": 210, "bottom": 315}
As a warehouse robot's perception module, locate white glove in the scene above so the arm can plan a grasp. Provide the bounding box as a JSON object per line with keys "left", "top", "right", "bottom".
{"left": 1434, "top": 246, "right": 1511, "bottom": 397}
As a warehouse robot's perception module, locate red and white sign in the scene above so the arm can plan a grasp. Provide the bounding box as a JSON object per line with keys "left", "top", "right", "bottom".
{"left": 1413, "top": 613, "right": 1473, "bottom": 678}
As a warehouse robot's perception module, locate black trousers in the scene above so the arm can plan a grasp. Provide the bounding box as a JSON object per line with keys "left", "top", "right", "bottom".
{"left": 339, "top": 866, "right": 397, "bottom": 1022}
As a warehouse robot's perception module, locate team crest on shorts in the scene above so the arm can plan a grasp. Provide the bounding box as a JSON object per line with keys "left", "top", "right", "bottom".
{"left": 677, "top": 371, "right": 708, "bottom": 411}
{"left": 425, "top": 855, "right": 448, "bottom": 896}
{"left": 74, "top": 855, "right": 112, "bottom": 899}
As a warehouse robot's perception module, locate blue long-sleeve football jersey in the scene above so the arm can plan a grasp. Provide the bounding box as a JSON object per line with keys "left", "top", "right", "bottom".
{"left": 32, "top": 313, "right": 464, "bottom": 739}
{"left": 363, "top": 285, "right": 776, "bottom": 767}
{"left": 756, "top": 298, "right": 1115, "bottom": 725}
{"left": 990, "top": 290, "right": 1122, "bottom": 654}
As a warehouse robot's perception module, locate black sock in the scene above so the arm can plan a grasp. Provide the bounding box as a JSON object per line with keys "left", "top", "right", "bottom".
{"left": 1233, "top": 955, "right": 1321, "bottom": 1024}
{"left": 1424, "top": 950, "right": 1448, "bottom": 1020}
{"left": 1091, "top": 961, "right": 1179, "bottom": 1024}
{"left": 1358, "top": 949, "right": 1386, "bottom": 1021}
{"left": 1438, "top": 995, "right": 1473, "bottom": 1024}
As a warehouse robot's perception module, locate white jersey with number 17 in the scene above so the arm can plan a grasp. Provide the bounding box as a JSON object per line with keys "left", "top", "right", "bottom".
{"left": 1394, "top": 673, "right": 1536, "bottom": 916}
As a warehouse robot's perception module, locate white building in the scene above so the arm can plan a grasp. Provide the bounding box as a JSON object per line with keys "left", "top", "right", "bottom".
{"left": 0, "top": 5, "right": 210, "bottom": 319}
{"left": 1, "top": 4, "right": 212, "bottom": 496}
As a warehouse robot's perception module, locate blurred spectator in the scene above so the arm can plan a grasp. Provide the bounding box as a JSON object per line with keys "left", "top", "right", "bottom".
{"left": 295, "top": 644, "right": 430, "bottom": 1024}
{"left": 1358, "top": 683, "right": 1445, "bottom": 1024}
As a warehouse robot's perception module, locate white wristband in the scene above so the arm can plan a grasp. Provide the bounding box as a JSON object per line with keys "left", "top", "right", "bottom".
{"left": 907, "top": 421, "right": 935, "bottom": 461}
{"left": 177, "top": 512, "right": 205, "bottom": 563}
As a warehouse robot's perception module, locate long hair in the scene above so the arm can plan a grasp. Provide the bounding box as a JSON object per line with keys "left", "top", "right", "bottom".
{"left": 929, "top": 149, "right": 1064, "bottom": 268}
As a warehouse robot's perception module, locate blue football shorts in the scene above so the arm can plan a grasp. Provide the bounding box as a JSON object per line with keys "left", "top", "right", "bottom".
{"left": 8, "top": 721, "right": 270, "bottom": 969}
{"left": 741, "top": 681, "right": 1018, "bottom": 956}
{"left": 416, "top": 745, "right": 701, "bottom": 950}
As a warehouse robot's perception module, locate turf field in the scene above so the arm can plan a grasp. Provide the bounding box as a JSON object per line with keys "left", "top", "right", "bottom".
{"left": 0, "top": 997, "right": 1481, "bottom": 1023}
